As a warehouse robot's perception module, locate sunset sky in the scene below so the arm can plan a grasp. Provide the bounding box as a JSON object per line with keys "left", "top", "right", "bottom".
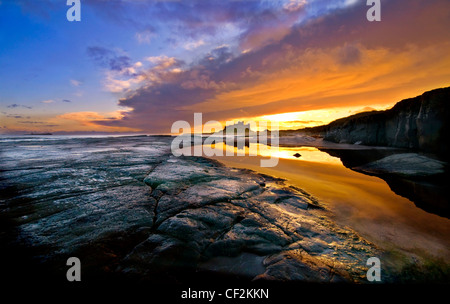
{"left": 1, "top": 0, "right": 450, "bottom": 134}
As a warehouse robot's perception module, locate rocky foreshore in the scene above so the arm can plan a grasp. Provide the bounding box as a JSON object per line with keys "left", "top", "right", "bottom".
{"left": 0, "top": 135, "right": 380, "bottom": 284}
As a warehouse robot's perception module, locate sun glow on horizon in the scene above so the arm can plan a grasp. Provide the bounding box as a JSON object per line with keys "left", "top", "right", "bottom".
{"left": 229, "top": 104, "right": 391, "bottom": 131}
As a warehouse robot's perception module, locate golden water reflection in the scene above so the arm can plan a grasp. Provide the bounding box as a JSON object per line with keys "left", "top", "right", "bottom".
{"left": 208, "top": 143, "right": 450, "bottom": 265}
{"left": 204, "top": 142, "right": 343, "bottom": 165}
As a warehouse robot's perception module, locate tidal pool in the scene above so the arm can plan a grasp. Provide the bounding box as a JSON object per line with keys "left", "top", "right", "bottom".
{"left": 209, "top": 142, "right": 450, "bottom": 274}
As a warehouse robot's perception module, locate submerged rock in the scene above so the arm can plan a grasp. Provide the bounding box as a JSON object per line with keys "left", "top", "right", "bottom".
{"left": 319, "top": 148, "right": 450, "bottom": 218}
{"left": 355, "top": 153, "right": 446, "bottom": 177}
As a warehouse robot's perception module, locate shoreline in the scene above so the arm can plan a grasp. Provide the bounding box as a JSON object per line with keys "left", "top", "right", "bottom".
{"left": 1, "top": 135, "right": 449, "bottom": 285}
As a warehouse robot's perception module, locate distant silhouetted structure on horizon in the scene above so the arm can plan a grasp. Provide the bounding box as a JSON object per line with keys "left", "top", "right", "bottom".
{"left": 223, "top": 121, "right": 251, "bottom": 137}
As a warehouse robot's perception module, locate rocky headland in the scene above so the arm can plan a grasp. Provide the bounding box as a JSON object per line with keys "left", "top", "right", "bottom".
{"left": 301, "top": 87, "right": 450, "bottom": 157}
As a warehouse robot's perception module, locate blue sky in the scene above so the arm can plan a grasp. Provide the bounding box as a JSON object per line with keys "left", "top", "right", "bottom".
{"left": 1, "top": 0, "right": 449, "bottom": 134}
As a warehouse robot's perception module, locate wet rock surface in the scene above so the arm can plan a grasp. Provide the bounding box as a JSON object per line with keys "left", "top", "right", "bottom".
{"left": 0, "top": 135, "right": 379, "bottom": 284}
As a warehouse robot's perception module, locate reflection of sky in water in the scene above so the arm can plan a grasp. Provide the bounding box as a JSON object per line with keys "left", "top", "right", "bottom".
{"left": 203, "top": 142, "right": 342, "bottom": 165}
{"left": 264, "top": 146, "right": 342, "bottom": 165}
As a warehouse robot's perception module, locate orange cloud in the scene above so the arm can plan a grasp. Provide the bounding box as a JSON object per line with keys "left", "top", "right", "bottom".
{"left": 95, "top": 0, "right": 450, "bottom": 134}
{"left": 180, "top": 43, "right": 450, "bottom": 116}
{"left": 1, "top": 111, "right": 141, "bottom": 134}
{"left": 56, "top": 111, "right": 141, "bottom": 132}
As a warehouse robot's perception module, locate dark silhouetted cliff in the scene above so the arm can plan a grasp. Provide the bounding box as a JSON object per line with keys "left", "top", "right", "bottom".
{"left": 304, "top": 87, "right": 450, "bottom": 157}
